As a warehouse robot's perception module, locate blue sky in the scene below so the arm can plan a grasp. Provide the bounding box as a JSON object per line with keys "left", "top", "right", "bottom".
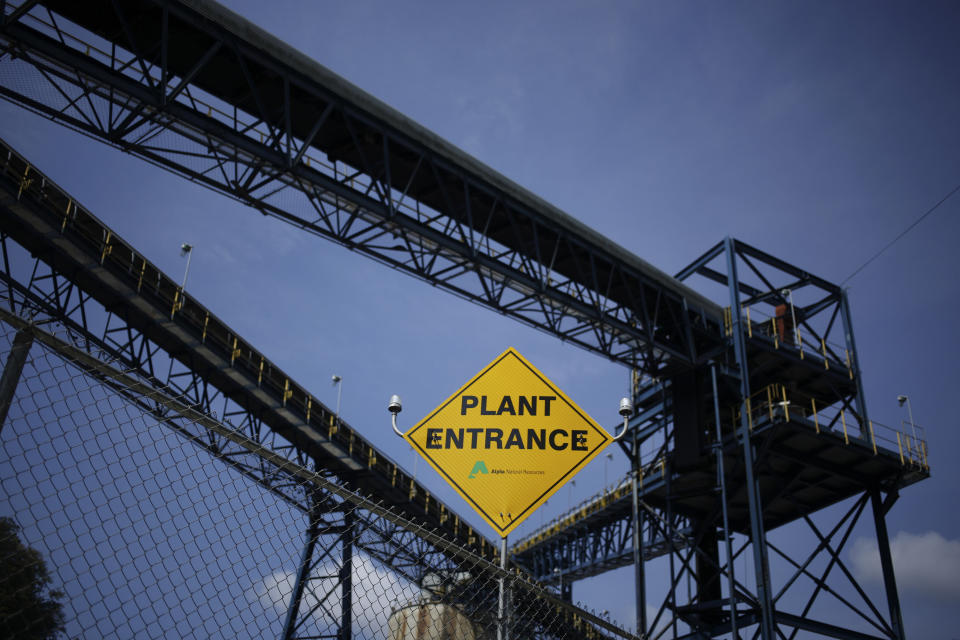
{"left": 1, "top": 1, "right": 958, "bottom": 637}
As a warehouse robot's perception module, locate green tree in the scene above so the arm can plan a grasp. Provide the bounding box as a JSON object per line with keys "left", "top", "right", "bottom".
{"left": 0, "top": 517, "right": 64, "bottom": 640}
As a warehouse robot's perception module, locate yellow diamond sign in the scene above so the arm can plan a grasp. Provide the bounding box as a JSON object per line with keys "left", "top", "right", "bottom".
{"left": 404, "top": 347, "right": 612, "bottom": 537}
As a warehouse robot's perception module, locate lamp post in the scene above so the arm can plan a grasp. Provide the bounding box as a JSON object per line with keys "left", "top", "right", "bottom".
{"left": 332, "top": 375, "right": 342, "bottom": 425}
{"left": 171, "top": 243, "right": 194, "bottom": 320}
{"left": 897, "top": 394, "right": 917, "bottom": 443}
{"left": 179, "top": 243, "right": 193, "bottom": 291}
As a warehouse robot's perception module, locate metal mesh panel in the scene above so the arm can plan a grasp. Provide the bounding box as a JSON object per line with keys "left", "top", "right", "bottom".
{"left": 0, "top": 319, "right": 637, "bottom": 640}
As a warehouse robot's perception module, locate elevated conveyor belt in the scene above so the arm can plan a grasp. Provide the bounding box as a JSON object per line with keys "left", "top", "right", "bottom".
{"left": 0, "top": 0, "right": 723, "bottom": 374}
{"left": 0, "top": 136, "right": 499, "bottom": 560}
{"left": 511, "top": 478, "right": 691, "bottom": 583}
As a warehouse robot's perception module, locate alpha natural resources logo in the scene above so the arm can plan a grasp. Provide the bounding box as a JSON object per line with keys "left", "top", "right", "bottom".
{"left": 468, "top": 460, "right": 488, "bottom": 479}
{"left": 467, "top": 460, "right": 545, "bottom": 479}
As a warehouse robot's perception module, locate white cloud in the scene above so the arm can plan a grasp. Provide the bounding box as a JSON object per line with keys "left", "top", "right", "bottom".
{"left": 255, "top": 570, "right": 297, "bottom": 611}
{"left": 252, "top": 553, "right": 420, "bottom": 639}
{"left": 850, "top": 530, "right": 960, "bottom": 601}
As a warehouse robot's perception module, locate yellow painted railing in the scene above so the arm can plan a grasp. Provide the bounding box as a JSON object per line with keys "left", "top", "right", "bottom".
{"left": 732, "top": 303, "right": 854, "bottom": 376}
{"left": 516, "top": 383, "right": 929, "bottom": 555}
{"left": 511, "top": 452, "right": 670, "bottom": 554}
{"left": 733, "top": 383, "right": 929, "bottom": 472}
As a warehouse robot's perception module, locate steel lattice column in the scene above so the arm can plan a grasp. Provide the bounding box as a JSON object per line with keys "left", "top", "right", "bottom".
{"left": 724, "top": 236, "right": 776, "bottom": 639}
{"left": 281, "top": 489, "right": 355, "bottom": 640}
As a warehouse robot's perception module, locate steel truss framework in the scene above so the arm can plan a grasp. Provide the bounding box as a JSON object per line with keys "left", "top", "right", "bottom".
{"left": 515, "top": 233, "right": 870, "bottom": 582}
{"left": 516, "top": 239, "right": 924, "bottom": 639}
{"left": 0, "top": 2, "right": 929, "bottom": 639}
{"left": 632, "top": 486, "right": 905, "bottom": 640}
{"left": 0, "top": 0, "right": 723, "bottom": 376}
{"left": 677, "top": 237, "right": 870, "bottom": 431}
{"left": 0, "top": 128, "right": 501, "bottom": 543}
{"left": 0, "top": 141, "right": 477, "bottom": 638}
{"left": 515, "top": 233, "right": 873, "bottom": 580}
{"left": 0, "top": 261, "right": 460, "bottom": 639}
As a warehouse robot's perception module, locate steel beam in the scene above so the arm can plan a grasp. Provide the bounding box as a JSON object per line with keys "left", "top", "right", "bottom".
{"left": 280, "top": 495, "right": 355, "bottom": 640}
{"left": 775, "top": 611, "right": 887, "bottom": 640}
{"left": 710, "top": 363, "right": 737, "bottom": 639}
{"left": 282, "top": 495, "right": 326, "bottom": 640}
{"left": 0, "top": 326, "right": 31, "bottom": 432}
{"left": 842, "top": 289, "right": 870, "bottom": 434}
{"left": 870, "top": 489, "right": 905, "bottom": 640}
{"left": 341, "top": 508, "right": 354, "bottom": 640}
{"left": 631, "top": 469, "right": 645, "bottom": 636}
{"left": 724, "top": 236, "right": 775, "bottom": 640}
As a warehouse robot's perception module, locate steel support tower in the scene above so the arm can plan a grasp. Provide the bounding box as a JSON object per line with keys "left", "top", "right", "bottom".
{"left": 514, "top": 240, "right": 928, "bottom": 639}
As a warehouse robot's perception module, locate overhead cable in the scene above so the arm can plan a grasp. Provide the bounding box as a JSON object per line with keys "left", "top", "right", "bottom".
{"left": 842, "top": 180, "right": 960, "bottom": 285}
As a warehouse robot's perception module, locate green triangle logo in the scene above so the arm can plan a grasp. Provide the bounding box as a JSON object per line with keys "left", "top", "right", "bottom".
{"left": 468, "top": 460, "right": 488, "bottom": 479}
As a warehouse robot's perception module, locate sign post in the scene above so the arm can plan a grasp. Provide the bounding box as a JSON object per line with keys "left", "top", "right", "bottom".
{"left": 499, "top": 535, "right": 508, "bottom": 640}
{"left": 389, "top": 347, "right": 632, "bottom": 632}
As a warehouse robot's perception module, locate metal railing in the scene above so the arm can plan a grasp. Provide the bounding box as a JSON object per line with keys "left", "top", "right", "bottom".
{"left": 516, "top": 379, "right": 932, "bottom": 557}
{"left": 735, "top": 383, "right": 929, "bottom": 470}
{"left": 512, "top": 442, "right": 676, "bottom": 556}
{"left": 723, "top": 304, "right": 855, "bottom": 376}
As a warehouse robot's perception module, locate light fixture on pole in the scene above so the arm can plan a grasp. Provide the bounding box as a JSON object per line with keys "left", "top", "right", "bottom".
{"left": 387, "top": 395, "right": 417, "bottom": 481}
{"left": 897, "top": 394, "right": 917, "bottom": 443}
{"left": 331, "top": 375, "right": 342, "bottom": 425}
{"left": 179, "top": 243, "right": 193, "bottom": 291}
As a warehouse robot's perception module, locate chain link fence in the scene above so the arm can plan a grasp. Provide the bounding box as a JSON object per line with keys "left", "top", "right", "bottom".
{"left": 0, "top": 317, "right": 638, "bottom": 640}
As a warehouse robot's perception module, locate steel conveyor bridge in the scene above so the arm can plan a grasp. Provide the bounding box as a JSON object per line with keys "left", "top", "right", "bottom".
{"left": 0, "top": 133, "right": 498, "bottom": 561}
{"left": 0, "top": 0, "right": 723, "bottom": 376}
